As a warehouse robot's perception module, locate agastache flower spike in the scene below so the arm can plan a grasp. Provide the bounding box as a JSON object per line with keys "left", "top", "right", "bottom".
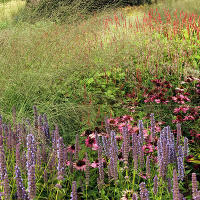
{"left": 146, "top": 156, "right": 150, "bottom": 179}
{"left": 183, "top": 137, "right": 189, "bottom": 157}
{"left": 122, "top": 126, "right": 129, "bottom": 167}
{"left": 173, "top": 169, "right": 180, "bottom": 200}
{"left": 153, "top": 175, "right": 158, "bottom": 195}
{"left": 177, "top": 145, "right": 184, "bottom": 181}
{"left": 139, "top": 182, "right": 149, "bottom": 200}
{"left": 0, "top": 115, "right": 3, "bottom": 146}
{"left": 132, "top": 193, "right": 138, "bottom": 200}
{"left": 97, "top": 146, "right": 104, "bottom": 188}
{"left": 0, "top": 145, "right": 6, "bottom": 181}
{"left": 57, "top": 137, "right": 65, "bottom": 179}
{"left": 26, "top": 134, "right": 36, "bottom": 170}
{"left": 176, "top": 123, "right": 181, "bottom": 147}
{"left": 71, "top": 181, "right": 77, "bottom": 200}
{"left": 15, "top": 165, "right": 29, "bottom": 200}
{"left": 138, "top": 120, "right": 144, "bottom": 146}
{"left": 28, "top": 165, "right": 36, "bottom": 200}
{"left": 192, "top": 173, "right": 198, "bottom": 199}
{"left": 3, "top": 172, "right": 10, "bottom": 200}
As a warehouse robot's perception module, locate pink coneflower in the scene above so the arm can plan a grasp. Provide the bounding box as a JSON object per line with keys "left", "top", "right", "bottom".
{"left": 90, "top": 159, "right": 106, "bottom": 168}
{"left": 85, "top": 137, "right": 98, "bottom": 150}
{"left": 116, "top": 135, "right": 123, "bottom": 142}
{"left": 107, "top": 118, "right": 119, "bottom": 126}
{"left": 91, "top": 159, "right": 99, "bottom": 168}
{"left": 142, "top": 144, "right": 154, "bottom": 154}
{"left": 67, "top": 144, "right": 75, "bottom": 153}
{"left": 121, "top": 115, "right": 134, "bottom": 122}
{"left": 74, "top": 159, "right": 86, "bottom": 171}
{"left": 80, "top": 129, "right": 93, "bottom": 137}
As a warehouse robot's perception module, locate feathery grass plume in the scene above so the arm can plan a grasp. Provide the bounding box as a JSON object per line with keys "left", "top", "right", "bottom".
{"left": 71, "top": 181, "right": 77, "bottom": 200}
{"left": 28, "top": 165, "right": 36, "bottom": 200}
{"left": 139, "top": 182, "right": 149, "bottom": 200}
{"left": 26, "top": 134, "right": 36, "bottom": 170}
{"left": 153, "top": 175, "right": 158, "bottom": 195}
{"left": 177, "top": 145, "right": 184, "bottom": 181}
{"left": 122, "top": 126, "right": 129, "bottom": 168}
{"left": 33, "top": 106, "right": 38, "bottom": 130}
{"left": 4, "top": 125, "right": 9, "bottom": 149}
{"left": 146, "top": 156, "right": 150, "bottom": 179}
{"left": 176, "top": 123, "right": 181, "bottom": 147}
{"left": 183, "top": 137, "right": 189, "bottom": 158}
{"left": 75, "top": 134, "right": 79, "bottom": 161}
{"left": 12, "top": 107, "right": 17, "bottom": 143}
{"left": 0, "top": 145, "right": 6, "bottom": 180}
{"left": 97, "top": 145, "right": 104, "bottom": 188}
{"left": 15, "top": 165, "right": 29, "bottom": 200}
{"left": 3, "top": 172, "right": 10, "bottom": 200}
{"left": 85, "top": 152, "right": 90, "bottom": 186}
{"left": 150, "top": 113, "right": 156, "bottom": 141}
{"left": 8, "top": 124, "right": 12, "bottom": 150}
{"left": 57, "top": 137, "right": 65, "bottom": 179}
{"left": 173, "top": 169, "right": 180, "bottom": 200}
{"left": 192, "top": 173, "right": 198, "bottom": 199}
{"left": 132, "top": 192, "right": 138, "bottom": 200}
{"left": 43, "top": 169, "right": 48, "bottom": 184}
{"left": 16, "top": 143, "right": 21, "bottom": 168}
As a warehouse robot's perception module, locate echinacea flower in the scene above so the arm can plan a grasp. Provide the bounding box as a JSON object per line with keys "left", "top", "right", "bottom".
{"left": 142, "top": 144, "right": 154, "bottom": 154}
{"left": 85, "top": 137, "right": 98, "bottom": 150}
{"left": 67, "top": 144, "right": 76, "bottom": 153}
{"left": 74, "top": 159, "right": 86, "bottom": 171}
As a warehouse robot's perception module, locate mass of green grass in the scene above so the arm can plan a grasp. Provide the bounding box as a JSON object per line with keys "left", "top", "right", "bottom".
{"left": 0, "top": 0, "right": 199, "bottom": 199}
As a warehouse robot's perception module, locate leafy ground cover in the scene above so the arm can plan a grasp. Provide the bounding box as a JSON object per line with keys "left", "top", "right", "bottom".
{"left": 0, "top": 0, "right": 199, "bottom": 199}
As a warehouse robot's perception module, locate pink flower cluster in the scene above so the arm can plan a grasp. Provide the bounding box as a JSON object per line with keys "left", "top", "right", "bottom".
{"left": 172, "top": 106, "right": 199, "bottom": 123}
